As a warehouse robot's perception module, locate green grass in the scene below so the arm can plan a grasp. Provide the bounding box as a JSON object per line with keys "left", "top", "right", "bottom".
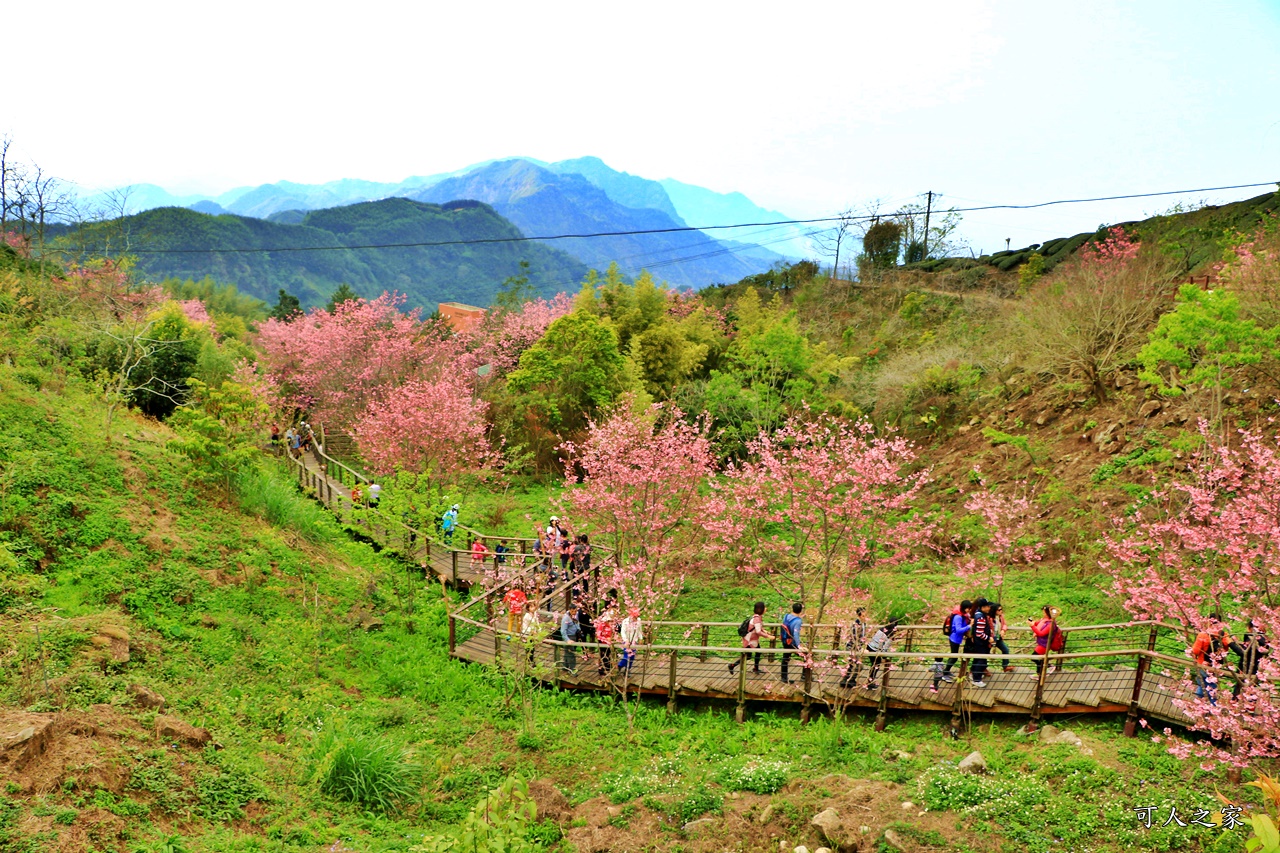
{"left": 0, "top": 359, "right": 1257, "bottom": 853}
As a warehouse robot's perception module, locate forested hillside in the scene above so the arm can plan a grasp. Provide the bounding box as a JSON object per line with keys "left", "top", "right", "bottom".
{"left": 57, "top": 199, "right": 588, "bottom": 310}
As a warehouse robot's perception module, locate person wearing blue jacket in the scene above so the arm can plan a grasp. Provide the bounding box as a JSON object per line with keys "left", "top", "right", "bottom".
{"left": 930, "top": 599, "right": 973, "bottom": 693}
{"left": 780, "top": 602, "right": 804, "bottom": 683}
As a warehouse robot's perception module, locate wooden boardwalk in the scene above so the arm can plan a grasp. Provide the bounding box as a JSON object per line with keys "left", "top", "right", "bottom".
{"left": 451, "top": 621, "right": 1195, "bottom": 730}
{"left": 278, "top": 437, "right": 1199, "bottom": 733}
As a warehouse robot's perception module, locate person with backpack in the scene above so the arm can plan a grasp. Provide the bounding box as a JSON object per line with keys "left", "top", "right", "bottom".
{"left": 931, "top": 599, "right": 973, "bottom": 692}
{"left": 861, "top": 619, "right": 899, "bottom": 690}
{"left": 559, "top": 607, "right": 581, "bottom": 674}
{"left": 780, "top": 602, "right": 804, "bottom": 684}
{"left": 1190, "top": 624, "right": 1229, "bottom": 704}
{"left": 967, "top": 600, "right": 992, "bottom": 688}
{"left": 441, "top": 504, "right": 459, "bottom": 544}
{"left": 1029, "top": 605, "right": 1064, "bottom": 679}
{"left": 729, "top": 601, "right": 776, "bottom": 676}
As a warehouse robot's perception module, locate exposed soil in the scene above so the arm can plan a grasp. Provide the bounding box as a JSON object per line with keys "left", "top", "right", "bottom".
{"left": 0, "top": 704, "right": 213, "bottom": 852}
{"left": 546, "top": 774, "right": 983, "bottom": 853}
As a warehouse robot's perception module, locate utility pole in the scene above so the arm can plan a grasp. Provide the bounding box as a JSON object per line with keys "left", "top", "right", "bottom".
{"left": 921, "top": 191, "right": 934, "bottom": 259}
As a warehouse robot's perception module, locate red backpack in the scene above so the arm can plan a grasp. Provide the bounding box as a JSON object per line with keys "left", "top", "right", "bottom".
{"left": 941, "top": 607, "right": 960, "bottom": 635}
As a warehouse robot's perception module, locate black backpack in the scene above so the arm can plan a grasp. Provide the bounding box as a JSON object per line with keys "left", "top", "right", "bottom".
{"left": 738, "top": 617, "right": 752, "bottom": 638}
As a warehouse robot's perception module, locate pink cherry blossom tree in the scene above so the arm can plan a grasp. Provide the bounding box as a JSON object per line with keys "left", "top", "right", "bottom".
{"left": 351, "top": 375, "right": 499, "bottom": 488}
{"left": 256, "top": 292, "right": 448, "bottom": 429}
{"left": 719, "top": 412, "right": 932, "bottom": 627}
{"left": 1107, "top": 422, "right": 1280, "bottom": 768}
{"left": 462, "top": 294, "right": 573, "bottom": 379}
{"left": 559, "top": 397, "right": 722, "bottom": 616}
{"left": 954, "top": 472, "right": 1044, "bottom": 595}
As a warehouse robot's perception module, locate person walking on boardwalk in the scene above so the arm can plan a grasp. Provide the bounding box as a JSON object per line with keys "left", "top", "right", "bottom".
{"left": 441, "top": 504, "right": 459, "bottom": 544}
{"left": 1190, "top": 624, "right": 1229, "bottom": 704}
{"left": 729, "top": 601, "right": 775, "bottom": 676}
{"left": 595, "top": 602, "right": 618, "bottom": 676}
{"left": 1230, "top": 620, "right": 1270, "bottom": 698}
{"left": 862, "top": 619, "right": 899, "bottom": 690}
{"left": 559, "top": 608, "right": 581, "bottom": 673}
{"left": 619, "top": 607, "right": 643, "bottom": 671}
{"left": 967, "top": 600, "right": 992, "bottom": 688}
{"left": 503, "top": 583, "right": 527, "bottom": 633}
{"left": 471, "top": 538, "right": 490, "bottom": 565}
{"left": 780, "top": 602, "right": 803, "bottom": 684}
{"left": 1029, "top": 605, "right": 1063, "bottom": 679}
{"left": 991, "top": 602, "right": 1015, "bottom": 672}
{"left": 934, "top": 599, "right": 973, "bottom": 689}
{"left": 572, "top": 534, "right": 592, "bottom": 596}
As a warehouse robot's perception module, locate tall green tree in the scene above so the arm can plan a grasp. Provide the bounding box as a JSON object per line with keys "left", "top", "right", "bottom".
{"left": 326, "top": 283, "right": 359, "bottom": 312}
{"left": 504, "top": 310, "right": 631, "bottom": 467}
{"left": 268, "top": 288, "right": 302, "bottom": 321}
{"left": 491, "top": 260, "right": 538, "bottom": 312}
{"left": 1138, "top": 283, "right": 1277, "bottom": 428}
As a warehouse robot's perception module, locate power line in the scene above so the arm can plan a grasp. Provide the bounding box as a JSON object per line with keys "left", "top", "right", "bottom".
{"left": 108, "top": 180, "right": 1278, "bottom": 256}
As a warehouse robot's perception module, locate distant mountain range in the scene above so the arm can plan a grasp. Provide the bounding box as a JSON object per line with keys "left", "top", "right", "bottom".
{"left": 71, "top": 156, "right": 815, "bottom": 306}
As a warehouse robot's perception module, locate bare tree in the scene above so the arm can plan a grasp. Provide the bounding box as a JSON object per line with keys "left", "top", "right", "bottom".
{"left": 811, "top": 208, "right": 859, "bottom": 282}
{"left": 1019, "top": 233, "right": 1177, "bottom": 403}
{"left": 894, "top": 200, "right": 966, "bottom": 263}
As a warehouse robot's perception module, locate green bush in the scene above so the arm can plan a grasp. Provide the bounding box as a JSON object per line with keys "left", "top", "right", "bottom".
{"left": 715, "top": 759, "right": 790, "bottom": 794}
{"left": 307, "top": 724, "right": 418, "bottom": 812}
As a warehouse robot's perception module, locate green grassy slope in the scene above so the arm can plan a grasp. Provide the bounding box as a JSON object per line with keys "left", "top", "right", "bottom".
{"left": 0, "top": 362, "right": 1252, "bottom": 853}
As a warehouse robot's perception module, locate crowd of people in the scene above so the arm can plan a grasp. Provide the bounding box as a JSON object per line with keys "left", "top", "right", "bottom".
{"left": 278, "top": 461, "right": 1273, "bottom": 706}
{"left": 1190, "top": 620, "right": 1271, "bottom": 705}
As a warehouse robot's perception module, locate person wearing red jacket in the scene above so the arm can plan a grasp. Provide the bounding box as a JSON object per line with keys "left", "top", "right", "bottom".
{"left": 1190, "top": 626, "right": 1229, "bottom": 704}
{"left": 1028, "top": 605, "right": 1062, "bottom": 679}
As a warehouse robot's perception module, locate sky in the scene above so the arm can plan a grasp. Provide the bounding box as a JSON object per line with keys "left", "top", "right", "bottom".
{"left": 6, "top": 0, "right": 1280, "bottom": 257}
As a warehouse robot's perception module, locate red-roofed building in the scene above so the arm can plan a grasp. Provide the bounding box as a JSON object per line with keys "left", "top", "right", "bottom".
{"left": 438, "top": 302, "right": 486, "bottom": 333}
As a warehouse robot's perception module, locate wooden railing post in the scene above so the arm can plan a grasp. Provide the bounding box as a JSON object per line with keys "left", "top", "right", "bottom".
{"left": 448, "top": 614, "right": 456, "bottom": 655}
{"left": 735, "top": 652, "right": 748, "bottom": 723}
{"left": 666, "top": 650, "right": 679, "bottom": 714}
{"left": 1124, "top": 625, "right": 1159, "bottom": 737}
{"left": 700, "top": 626, "right": 710, "bottom": 662}
{"left": 800, "top": 664, "right": 814, "bottom": 724}
{"left": 874, "top": 652, "right": 892, "bottom": 732}
{"left": 903, "top": 628, "right": 914, "bottom": 654}
{"left": 950, "top": 657, "right": 969, "bottom": 737}
{"left": 1028, "top": 653, "right": 1049, "bottom": 733}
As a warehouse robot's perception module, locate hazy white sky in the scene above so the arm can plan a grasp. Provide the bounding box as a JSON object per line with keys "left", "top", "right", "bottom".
{"left": 7, "top": 0, "right": 1280, "bottom": 254}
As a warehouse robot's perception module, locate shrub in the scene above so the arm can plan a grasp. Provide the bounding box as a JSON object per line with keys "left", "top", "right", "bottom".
{"left": 1018, "top": 228, "right": 1178, "bottom": 402}
{"left": 715, "top": 759, "right": 790, "bottom": 794}
{"left": 235, "top": 465, "right": 332, "bottom": 544}
{"left": 306, "top": 724, "right": 417, "bottom": 812}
